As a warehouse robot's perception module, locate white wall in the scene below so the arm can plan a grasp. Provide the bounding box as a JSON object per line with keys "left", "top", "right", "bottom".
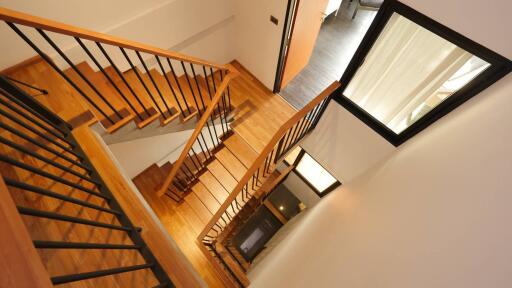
{"left": 302, "top": 102, "right": 396, "bottom": 182}
{"left": 0, "top": 0, "right": 235, "bottom": 70}
{"left": 106, "top": 128, "right": 192, "bottom": 178}
{"left": 250, "top": 70, "right": 512, "bottom": 288}
{"left": 233, "top": 0, "right": 288, "bottom": 89}
{"left": 248, "top": 0, "right": 512, "bottom": 287}
{"left": 1, "top": 0, "right": 286, "bottom": 89}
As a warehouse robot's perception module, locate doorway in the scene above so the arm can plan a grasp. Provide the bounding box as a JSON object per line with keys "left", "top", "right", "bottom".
{"left": 275, "top": 0, "right": 381, "bottom": 109}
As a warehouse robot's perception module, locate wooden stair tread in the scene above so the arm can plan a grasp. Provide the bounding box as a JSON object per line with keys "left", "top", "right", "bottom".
{"left": 137, "top": 69, "right": 180, "bottom": 123}
{"left": 76, "top": 62, "right": 128, "bottom": 110}
{"left": 199, "top": 171, "right": 229, "bottom": 204}
{"left": 104, "top": 66, "right": 160, "bottom": 127}
{"left": 4, "top": 59, "right": 90, "bottom": 123}
{"left": 214, "top": 146, "right": 247, "bottom": 181}
{"left": 64, "top": 62, "right": 132, "bottom": 130}
{"left": 165, "top": 72, "right": 205, "bottom": 112}
{"left": 184, "top": 192, "right": 212, "bottom": 225}
{"left": 206, "top": 159, "right": 239, "bottom": 193}
{"left": 191, "top": 182, "right": 221, "bottom": 215}
{"left": 174, "top": 200, "right": 207, "bottom": 236}
{"left": 149, "top": 70, "right": 190, "bottom": 116}
{"left": 223, "top": 133, "right": 258, "bottom": 168}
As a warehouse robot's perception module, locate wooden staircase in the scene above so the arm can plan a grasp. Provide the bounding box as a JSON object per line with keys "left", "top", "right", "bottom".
{"left": 0, "top": 6, "right": 342, "bottom": 288}
{"left": 0, "top": 6, "right": 240, "bottom": 288}
{"left": 136, "top": 132, "right": 257, "bottom": 226}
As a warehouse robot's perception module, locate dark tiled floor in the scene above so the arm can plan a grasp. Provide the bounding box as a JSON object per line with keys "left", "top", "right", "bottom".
{"left": 279, "top": 0, "right": 377, "bottom": 109}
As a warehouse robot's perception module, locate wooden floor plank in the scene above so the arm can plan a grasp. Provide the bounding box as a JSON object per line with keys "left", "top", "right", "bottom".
{"left": 191, "top": 182, "right": 221, "bottom": 215}
{"left": 214, "top": 146, "right": 247, "bottom": 181}
{"left": 223, "top": 133, "right": 258, "bottom": 168}
{"left": 207, "top": 159, "right": 239, "bottom": 193}
{"left": 199, "top": 171, "right": 229, "bottom": 204}
{"left": 185, "top": 191, "right": 213, "bottom": 225}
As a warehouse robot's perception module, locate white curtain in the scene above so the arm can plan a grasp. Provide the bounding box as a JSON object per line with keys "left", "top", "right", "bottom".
{"left": 344, "top": 13, "right": 486, "bottom": 134}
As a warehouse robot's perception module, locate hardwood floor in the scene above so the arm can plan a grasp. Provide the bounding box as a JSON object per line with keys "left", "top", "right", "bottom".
{"left": 229, "top": 61, "right": 296, "bottom": 152}
{"left": 279, "top": 0, "right": 377, "bottom": 109}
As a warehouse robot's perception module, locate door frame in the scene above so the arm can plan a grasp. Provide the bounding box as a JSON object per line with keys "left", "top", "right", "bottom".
{"left": 273, "top": 0, "right": 299, "bottom": 93}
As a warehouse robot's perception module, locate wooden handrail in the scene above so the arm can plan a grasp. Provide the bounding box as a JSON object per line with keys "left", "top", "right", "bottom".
{"left": 0, "top": 175, "right": 53, "bottom": 287}
{"left": 0, "top": 7, "right": 229, "bottom": 70}
{"left": 157, "top": 65, "right": 239, "bottom": 196}
{"left": 198, "top": 81, "right": 340, "bottom": 240}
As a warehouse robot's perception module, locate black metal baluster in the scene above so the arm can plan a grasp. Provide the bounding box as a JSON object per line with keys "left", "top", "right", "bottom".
{"left": 274, "top": 136, "right": 285, "bottom": 164}
{"left": 219, "top": 85, "right": 230, "bottom": 133}
{"left": 180, "top": 61, "right": 202, "bottom": 113}
{"left": 5, "top": 178, "right": 119, "bottom": 215}
{"left": 278, "top": 130, "right": 292, "bottom": 160}
{"left": 221, "top": 70, "right": 232, "bottom": 112}
{"left": 245, "top": 183, "right": 250, "bottom": 198}
{"left": 190, "top": 64, "right": 207, "bottom": 112}
{"left": 303, "top": 103, "right": 323, "bottom": 135}
{"left": 208, "top": 71, "right": 226, "bottom": 136}
{"left": 17, "top": 206, "right": 133, "bottom": 231}
{"left": 120, "top": 48, "right": 164, "bottom": 115}
{"left": 207, "top": 67, "right": 228, "bottom": 135}
{"left": 0, "top": 155, "right": 108, "bottom": 200}
{"left": 36, "top": 29, "right": 123, "bottom": 121}
{"left": 0, "top": 95, "right": 71, "bottom": 146}
{"left": 7, "top": 23, "right": 114, "bottom": 124}
{"left": 180, "top": 164, "right": 195, "bottom": 183}
{"left": 191, "top": 146, "right": 206, "bottom": 168}
{"left": 295, "top": 112, "right": 313, "bottom": 143}
{"left": 283, "top": 124, "right": 298, "bottom": 154}
{"left": 156, "top": 56, "right": 185, "bottom": 115}
{"left": 0, "top": 82, "right": 67, "bottom": 136}
{"left": 50, "top": 263, "right": 154, "bottom": 285}
{"left": 255, "top": 168, "right": 261, "bottom": 187}
{"left": 136, "top": 51, "right": 173, "bottom": 118}
{"left": 188, "top": 149, "right": 201, "bottom": 171}
{"left": 201, "top": 66, "right": 221, "bottom": 144}
{"left": 0, "top": 121, "right": 88, "bottom": 172}
{"left": 0, "top": 136, "right": 99, "bottom": 185}
{"left": 75, "top": 38, "right": 142, "bottom": 121}
{"left": 310, "top": 99, "right": 329, "bottom": 129}
{"left": 197, "top": 132, "right": 213, "bottom": 158}
{"left": 3, "top": 75, "right": 48, "bottom": 96}
{"left": 0, "top": 105, "right": 74, "bottom": 153}
{"left": 167, "top": 58, "right": 192, "bottom": 115}
{"left": 34, "top": 240, "right": 141, "bottom": 250}
{"left": 262, "top": 154, "right": 270, "bottom": 177}
{"left": 96, "top": 42, "right": 151, "bottom": 118}
{"left": 291, "top": 118, "right": 306, "bottom": 145}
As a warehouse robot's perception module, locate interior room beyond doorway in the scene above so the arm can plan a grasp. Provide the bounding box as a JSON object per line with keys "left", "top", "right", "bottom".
{"left": 278, "top": 0, "right": 380, "bottom": 109}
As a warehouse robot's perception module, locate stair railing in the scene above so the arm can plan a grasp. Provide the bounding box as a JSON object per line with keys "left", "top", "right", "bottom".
{"left": 0, "top": 7, "right": 233, "bottom": 132}
{"left": 157, "top": 67, "right": 238, "bottom": 200}
{"left": 197, "top": 82, "right": 340, "bottom": 285}
{"left": 0, "top": 75, "right": 175, "bottom": 287}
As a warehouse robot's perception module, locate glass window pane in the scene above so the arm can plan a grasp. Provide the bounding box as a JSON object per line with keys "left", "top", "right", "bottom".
{"left": 344, "top": 13, "right": 490, "bottom": 134}
{"left": 296, "top": 153, "right": 337, "bottom": 193}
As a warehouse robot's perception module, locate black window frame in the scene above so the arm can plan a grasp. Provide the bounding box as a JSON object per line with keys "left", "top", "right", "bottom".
{"left": 288, "top": 147, "right": 341, "bottom": 197}
{"left": 335, "top": 0, "right": 512, "bottom": 147}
